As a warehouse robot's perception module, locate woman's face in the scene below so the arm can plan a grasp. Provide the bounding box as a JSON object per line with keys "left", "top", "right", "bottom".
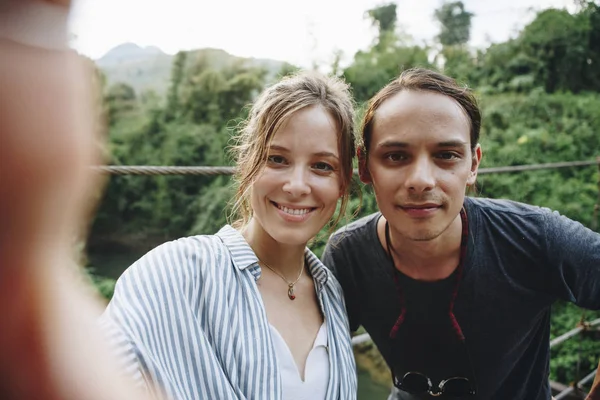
{"left": 249, "top": 104, "right": 342, "bottom": 246}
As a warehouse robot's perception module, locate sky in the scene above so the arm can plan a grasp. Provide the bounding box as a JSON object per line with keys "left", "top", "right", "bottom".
{"left": 69, "top": 0, "right": 576, "bottom": 67}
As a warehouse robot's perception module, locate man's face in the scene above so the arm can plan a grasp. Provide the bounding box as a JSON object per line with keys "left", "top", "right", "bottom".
{"left": 360, "top": 90, "right": 481, "bottom": 242}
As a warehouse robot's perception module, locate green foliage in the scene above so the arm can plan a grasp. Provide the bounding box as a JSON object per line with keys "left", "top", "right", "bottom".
{"left": 344, "top": 3, "right": 433, "bottom": 103}
{"left": 440, "top": 46, "right": 476, "bottom": 85}
{"left": 164, "top": 51, "right": 187, "bottom": 121}
{"left": 93, "top": 275, "right": 117, "bottom": 300}
{"left": 434, "top": 1, "right": 473, "bottom": 46}
{"left": 521, "top": 9, "right": 590, "bottom": 92}
{"left": 550, "top": 302, "right": 600, "bottom": 385}
{"left": 344, "top": 42, "right": 432, "bottom": 103}
{"left": 477, "top": 92, "right": 600, "bottom": 229}
{"left": 366, "top": 3, "right": 398, "bottom": 41}
{"left": 105, "top": 83, "right": 138, "bottom": 126}
{"left": 473, "top": 4, "right": 600, "bottom": 94}
{"left": 189, "top": 175, "right": 235, "bottom": 235}
{"left": 90, "top": 50, "right": 269, "bottom": 251}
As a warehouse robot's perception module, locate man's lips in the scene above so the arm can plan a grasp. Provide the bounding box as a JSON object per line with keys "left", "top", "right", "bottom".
{"left": 397, "top": 203, "right": 442, "bottom": 218}
{"left": 399, "top": 203, "right": 441, "bottom": 209}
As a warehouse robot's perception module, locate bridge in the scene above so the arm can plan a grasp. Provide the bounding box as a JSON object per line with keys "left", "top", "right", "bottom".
{"left": 94, "top": 158, "right": 600, "bottom": 398}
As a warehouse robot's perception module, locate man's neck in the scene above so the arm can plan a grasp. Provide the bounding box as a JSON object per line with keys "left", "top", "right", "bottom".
{"left": 377, "top": 213, "right": 464, "bottom": 281}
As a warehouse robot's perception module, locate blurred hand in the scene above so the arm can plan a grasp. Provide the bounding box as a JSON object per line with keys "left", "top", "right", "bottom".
{"left": 0, "top": 1, "right": 149, "bottom": 399}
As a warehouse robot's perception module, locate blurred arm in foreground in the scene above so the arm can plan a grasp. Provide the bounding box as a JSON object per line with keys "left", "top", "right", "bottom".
{"left": 0, "top": 1, "right": 149, "bottom": 399}
{"left": 586, "top": 361, "right": 600, "bottom": 400}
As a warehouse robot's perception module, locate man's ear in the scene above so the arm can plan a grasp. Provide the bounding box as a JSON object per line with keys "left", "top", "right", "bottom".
{"left": 357, "top": 147, "right": 372, "bottom": 184}
{"left": 467, "top": 144, "right": 482, "bottom": 187}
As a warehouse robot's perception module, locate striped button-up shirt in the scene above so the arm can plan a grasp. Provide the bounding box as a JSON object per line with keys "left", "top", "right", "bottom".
{"left": 100, "top": 225, "right": 357, "bottom": 400}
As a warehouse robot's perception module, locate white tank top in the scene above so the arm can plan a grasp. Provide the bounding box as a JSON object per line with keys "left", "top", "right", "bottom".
{"left": 269, "top": 321, "right": 330, "bottom": 399}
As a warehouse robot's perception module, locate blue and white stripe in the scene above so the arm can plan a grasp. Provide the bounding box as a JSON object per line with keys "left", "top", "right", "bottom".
{"left": 100, "top": 225, "right": 357, "bottom": 400}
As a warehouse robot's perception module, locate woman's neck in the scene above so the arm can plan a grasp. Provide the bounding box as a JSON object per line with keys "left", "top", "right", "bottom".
{"left": 241, "top": 219, "right": 306, "bottom": 278}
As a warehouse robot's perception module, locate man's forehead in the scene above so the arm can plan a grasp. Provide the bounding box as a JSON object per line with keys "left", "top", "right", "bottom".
{"left": 374, "top": 138, "right": 469, "bottom": 148}
{"left": 374, "top": 90, "right": 468, "bottom": 124}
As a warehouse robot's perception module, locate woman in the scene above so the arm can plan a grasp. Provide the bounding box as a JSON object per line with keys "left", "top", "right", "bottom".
{"left": 100, "top": 71, "right": 358, "bottom": 400}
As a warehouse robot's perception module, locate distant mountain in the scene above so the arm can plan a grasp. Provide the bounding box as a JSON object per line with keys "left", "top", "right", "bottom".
{"left": 96, "top": 43, "right": 175, "bottom": 96}
{"left": 95, "top": 42, "right": 288, "bottom": 97}
{"left": 96, "top": 42, "right": 166, "bottom": 67}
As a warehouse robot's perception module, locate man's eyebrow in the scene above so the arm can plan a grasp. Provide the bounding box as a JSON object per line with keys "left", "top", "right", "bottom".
{"left": 437, "top": 140, "right": 469, "bottom": 147}
{"left": 376, "top": 140, "right": 409, "bottom": 148}
{"left": 376, "top": 140, "right": 469, "bottom": 148}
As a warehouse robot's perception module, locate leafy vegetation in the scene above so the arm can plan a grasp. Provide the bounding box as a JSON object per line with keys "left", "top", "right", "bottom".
{"left": 87, "top": 1, "right": 600, "bottom": 392}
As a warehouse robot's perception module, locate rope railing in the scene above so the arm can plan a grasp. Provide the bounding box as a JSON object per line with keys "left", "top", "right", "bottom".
{"left": 555, "top": 368, "right": 598, "bottom": 400}
{"left": 92, "top": 159, "right": 599, "bottom": 176}
{"left": 549, "top": 318, "right": 600, "bottom": 348}
{"left": 93, "top": 165, "right": 235, "bottom": 176}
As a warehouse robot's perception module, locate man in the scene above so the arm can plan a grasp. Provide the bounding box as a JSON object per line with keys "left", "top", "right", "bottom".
{"left": 322, "top": 68, "right": 600, "bottom": 399}
{"left": 0, "top": 1, "right": 148, "bottom": 399}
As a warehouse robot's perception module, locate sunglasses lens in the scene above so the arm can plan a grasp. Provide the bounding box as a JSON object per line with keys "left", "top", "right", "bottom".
{"left": 399, "top": 372, "right": 430, "bottom": 393}
{"left": 442, "top": 377, "right": 473, "bottom": 397}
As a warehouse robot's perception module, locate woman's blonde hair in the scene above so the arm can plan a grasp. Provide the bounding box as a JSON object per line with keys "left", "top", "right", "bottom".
{"left": 230, "top": 71, "right": 356, "bottom": 231}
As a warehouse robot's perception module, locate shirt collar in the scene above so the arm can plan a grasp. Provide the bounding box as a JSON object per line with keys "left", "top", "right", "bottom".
{"left": 216, "top": 225, "right": 330, "bottom": 290}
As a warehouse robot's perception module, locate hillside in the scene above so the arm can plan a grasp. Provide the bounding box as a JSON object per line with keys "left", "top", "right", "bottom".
{"left": 96, "top": 43, "right": 288, "bottom": 96}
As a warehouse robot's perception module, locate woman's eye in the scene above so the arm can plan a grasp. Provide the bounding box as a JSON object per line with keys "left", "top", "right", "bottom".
{"left": 267, "top": 155, "right": 286, "bottom": 164}
{"left": 386, "top": 153, "right": 406, "bottom": 162}
{"left": 313, "top": 162, "right": 334, "bottom": 172}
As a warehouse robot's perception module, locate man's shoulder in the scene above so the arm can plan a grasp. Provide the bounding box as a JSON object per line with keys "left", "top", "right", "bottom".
{"left": 329, "top": 212, "right": 381, "bottom": 244}
{"left": 466, "top": 197, "right": 552, "bottom": 219}
{"left": 466, "top": 197, "right": 570, "bottom": 243}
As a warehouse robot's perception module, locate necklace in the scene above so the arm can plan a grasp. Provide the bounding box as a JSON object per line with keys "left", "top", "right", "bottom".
{"left": 259, "top": 259, "right": 305, "bottom": 300}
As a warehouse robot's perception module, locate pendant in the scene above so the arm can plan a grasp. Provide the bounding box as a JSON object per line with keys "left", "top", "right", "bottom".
{"left": 288, "top": 284, "right": 296, "bottom": 300}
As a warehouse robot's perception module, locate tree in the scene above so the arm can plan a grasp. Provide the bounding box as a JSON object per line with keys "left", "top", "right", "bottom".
{"left": 434, "top": 1, "right": 473, "bottom": 47}
{"left": 521, "top": 8, "right": 592, "bottom": 92}
{"left": 164, "top": 51, "right": 188, "bottom": 121}
{"left": 105, "top": 82, "right": 137, "bottom": 125}
{"left": 366, "top": 3, "right": 398, "bottom": 48}
{"left": 344, "top": 3, "right": 432, "bottom": 102}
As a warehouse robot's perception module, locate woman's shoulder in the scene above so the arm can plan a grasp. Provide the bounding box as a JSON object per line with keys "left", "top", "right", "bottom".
{"left": 119, "top": 231, "right": 230, "bottom": 286}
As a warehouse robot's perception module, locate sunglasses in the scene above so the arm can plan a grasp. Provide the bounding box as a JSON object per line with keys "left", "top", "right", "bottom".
{"left": 393, "top": 371, "right": 475, "bottom": 397}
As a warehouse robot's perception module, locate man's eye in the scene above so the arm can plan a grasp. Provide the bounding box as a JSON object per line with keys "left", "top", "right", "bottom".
{"left": 313, "top": 162, "right": 334, "bottom": 172}
{"left": 267, "top": 155, "right": 286, "bottom": 164}
{"left": 437, "top": 152, "right": 460, "bottom": 160}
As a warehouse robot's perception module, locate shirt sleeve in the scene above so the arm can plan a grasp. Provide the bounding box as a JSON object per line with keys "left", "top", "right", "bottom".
{"left": 98, "top": 315, "right": 150, "bottom": 392}
{"left": 544, "top": 210, "right": 600, "bottom": 309}
{"left": 322, "top": 234, "right": 362, "bottom": 332}
{"left": 97, "top": 237, "right": 204, "bottom": 398}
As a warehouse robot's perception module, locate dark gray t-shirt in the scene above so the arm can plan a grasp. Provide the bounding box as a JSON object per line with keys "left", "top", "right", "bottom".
{"left": 322, "top": 197, "right": 600, "bottom": 400}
